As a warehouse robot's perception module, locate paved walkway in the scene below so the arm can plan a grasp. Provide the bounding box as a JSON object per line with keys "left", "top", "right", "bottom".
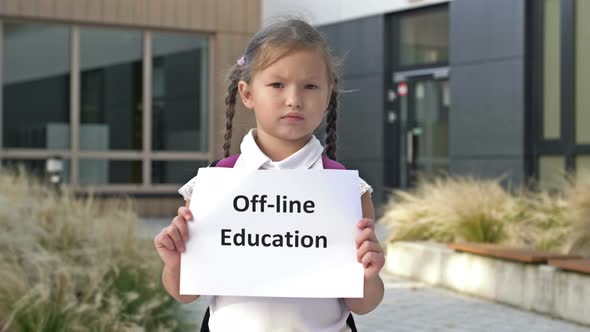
{"left": 141, "top": 219, "right": 589, "bottom": 332}
{"left": 355, "top": 274, "right": 588, "bottom": 332}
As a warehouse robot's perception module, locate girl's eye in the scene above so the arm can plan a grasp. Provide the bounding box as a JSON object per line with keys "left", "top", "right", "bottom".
{"left": 269, "top": 83, "right": 283, "bottom": 88}
{"left": 305, "top": 84, "right": 319, "bottom": 90}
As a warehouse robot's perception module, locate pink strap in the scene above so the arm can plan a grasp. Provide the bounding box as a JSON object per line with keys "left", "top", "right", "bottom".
{"left": 214, "top": 154, "right": 345, "bottom": 169}
{"left": 321, "top": 155, "right": 346, "bottom": 169}
{"left": 215, "top": 154, "right": 240, "bottom": 167}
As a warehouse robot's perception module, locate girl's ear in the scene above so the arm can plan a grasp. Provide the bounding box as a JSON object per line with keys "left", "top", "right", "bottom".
{"left": 238, "top": 80, "right": 254, "bottom": 109}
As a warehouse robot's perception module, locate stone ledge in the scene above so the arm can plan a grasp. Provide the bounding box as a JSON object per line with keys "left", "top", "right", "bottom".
{"left": 385, "top": 241, "right": 590, "bottom": 326}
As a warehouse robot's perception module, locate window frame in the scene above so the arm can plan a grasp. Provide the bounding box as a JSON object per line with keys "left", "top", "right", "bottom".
{"left": 0, "top": 19, "right": 212, "bottom": 190}
{"left": 528, "top": 0, "right": 590, "bottom": 183}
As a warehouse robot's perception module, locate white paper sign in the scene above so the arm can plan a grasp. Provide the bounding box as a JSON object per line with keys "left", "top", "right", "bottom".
{"left": 179, "top": 168, "right": 364, "bottom": 298}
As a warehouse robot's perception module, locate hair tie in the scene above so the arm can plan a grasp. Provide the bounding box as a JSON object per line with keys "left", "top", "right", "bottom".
{"left": 237, "top": 56, "right": 246, "bottom": 66}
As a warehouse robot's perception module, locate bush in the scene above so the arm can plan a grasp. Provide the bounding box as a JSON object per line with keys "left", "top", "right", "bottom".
{"left": 381, "top": 177, "right": 516, "bottom": 244}
{"left": 380, "top": 174, "right": 590, "bottom": 257}
{"left": 0, "top": 167, "right": 194, "bottom": 331}
{"left": 563, "top": 172, "right": 590, "bottom": 256}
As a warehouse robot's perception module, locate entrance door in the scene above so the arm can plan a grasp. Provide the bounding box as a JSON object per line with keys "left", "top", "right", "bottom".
{"left": 385, "top": 69, "right": 450, "bottom": 189}
{"left": 404, "top": 78, "right": 450, "bottom": 186}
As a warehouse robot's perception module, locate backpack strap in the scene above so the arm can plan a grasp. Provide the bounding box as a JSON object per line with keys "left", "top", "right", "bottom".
{"left": 211, "top": 154, "right": 240, "bottom": 168}
{"left": 321, "top": 155, "right": 346, "bottom": 170}
{"left": 212, "top": 154, "right": 345, "bottom": 169}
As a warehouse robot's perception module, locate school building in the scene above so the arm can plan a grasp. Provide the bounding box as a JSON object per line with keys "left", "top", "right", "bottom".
{"left": 1, "top": 0, "right": 589, "bottom": 216}
{"left": 0, "top": 0, "right": 261, "bottom": 216}
{"left": 264, "top": 0, "right": 590, "bottom": 206}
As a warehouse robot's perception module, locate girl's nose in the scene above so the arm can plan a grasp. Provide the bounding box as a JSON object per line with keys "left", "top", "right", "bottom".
{"left": 286, "top": 88, "right": 302, "bottom": 109}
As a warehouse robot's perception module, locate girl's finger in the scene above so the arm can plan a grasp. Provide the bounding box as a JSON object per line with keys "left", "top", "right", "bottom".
{"left": 173, "top": 216, "right": 189, "bottom": 242}
{"left": 166, "top": 225, "right": 185, "bottom": 252}
{"left": 155, "top": 231, "right": 176, "bottom": 251}
{"left": 171, "top": 215, "right": 183, "bottom": 226}
{"left": 355, "top": 228, "right": 378, "bottom": 248}
{"left": 357, "top": 241, "right": 382, "bottom": 262}
{"left": 361, "top": 251, "right": 378, "bottom": 267}
{"left": 361, "top": 251, "right": 385, "bottom": 269}
{"left": 178, "top": 206, "right": 193, "bottom": 221}
{"left": 161, "top": 235, "right": 176, "bottom": 251}
{"left": 357, "top": 218, "right": 375, "bottom": 230}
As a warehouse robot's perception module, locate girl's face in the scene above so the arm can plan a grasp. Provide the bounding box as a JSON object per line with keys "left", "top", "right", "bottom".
{"left": 238, "top": 48, "right": 332, "bottom": 148}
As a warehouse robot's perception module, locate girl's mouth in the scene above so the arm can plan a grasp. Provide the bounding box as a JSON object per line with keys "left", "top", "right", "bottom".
{"left": 281, "top": 112, "right": 304, "bottom": 121}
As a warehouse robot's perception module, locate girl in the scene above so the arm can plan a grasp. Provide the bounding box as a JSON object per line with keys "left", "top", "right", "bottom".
{"left": 154, "top": 18, "right": 385, "bottom": 331}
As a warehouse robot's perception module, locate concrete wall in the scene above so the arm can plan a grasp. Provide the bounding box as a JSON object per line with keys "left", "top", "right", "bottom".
{"left": 386, "top": 242, "right": 590, "bottom": 327}
{"left": 318, "top": 15, "right": 386, "bottom": 205}
{"left": 448, "top": 0, "right": 526, "bottom": 184}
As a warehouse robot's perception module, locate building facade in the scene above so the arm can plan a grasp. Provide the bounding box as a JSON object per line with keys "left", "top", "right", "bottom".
{"left": 0, "top": 0, "right": 260, "bottom": 216}
{"left": 264, "top": 0, "right": 590, "bottom": 205}
{"left": 3, "top": 0, "right": 589, "bottom": 215}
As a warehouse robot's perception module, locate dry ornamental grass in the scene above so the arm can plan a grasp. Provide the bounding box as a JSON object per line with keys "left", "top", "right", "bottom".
{"left": 380, "top": 174, "right": 590, "bottom": 257}
{"left": 0, "top": 167, "right": 193, "bottom": 332}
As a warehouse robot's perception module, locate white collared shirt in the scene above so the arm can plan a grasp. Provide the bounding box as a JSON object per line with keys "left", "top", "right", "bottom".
{"left": 178, "top": 129, "right": 372, "bottom": 332}
{"left": 179, "top": 129, "right": 372, "bottom": 200}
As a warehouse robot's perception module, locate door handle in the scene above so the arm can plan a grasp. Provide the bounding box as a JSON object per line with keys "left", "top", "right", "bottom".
{"left": 407, "top": 131, "right": 413, "bottom": 164}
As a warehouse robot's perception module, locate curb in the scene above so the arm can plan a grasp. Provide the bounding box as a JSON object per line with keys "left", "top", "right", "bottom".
{"left": 385, "top": 241, "right": 590, "bottom": 327}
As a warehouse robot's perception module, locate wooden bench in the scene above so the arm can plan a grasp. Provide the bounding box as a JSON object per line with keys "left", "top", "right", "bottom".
{"left": 548, "top": 259, "right": 590, "bottom": 274}
{"left": 447, "top": 243, "right": 580, "bottom": 264}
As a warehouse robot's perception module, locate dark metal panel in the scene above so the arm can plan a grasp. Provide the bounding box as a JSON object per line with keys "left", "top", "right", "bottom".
{"left": 561, "top": 0, "right": 575, "bottom": 172}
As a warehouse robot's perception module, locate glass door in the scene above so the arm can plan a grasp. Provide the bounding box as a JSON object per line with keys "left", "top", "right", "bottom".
{"left": 399, "top": 77, "right": 450, "bottom": 187}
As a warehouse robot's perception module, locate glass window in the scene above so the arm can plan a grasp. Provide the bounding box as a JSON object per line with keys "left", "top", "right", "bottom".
{"left": 399, "top": 8, "right": 449, "bottom": 67}
{"left": 538, "top": 155, "right": 565, "bottom": 189}
{"left": 152, "top": 32, "right": 208, "bottom": 152}
{"left": 543, "top": 0, "right": 561, "bottom": 139}
{"left": 576, "top": 0, "right": 590, "bottom": 144}
{"left": 80, "top": 27, "right": 143, "bottom": 151}
{"left": 1, "top": 158, "right": 70, "bottom": 183}
{"left": 79, "top": 159, "right": 141, "bottom": 185}
{"left": 152, "top": 160, "right": 209, "bottom": 184}
{"left": 2, "top": 22, "right": 70, "bottom": 148}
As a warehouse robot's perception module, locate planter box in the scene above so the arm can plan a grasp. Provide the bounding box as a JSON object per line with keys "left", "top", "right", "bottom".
{"left": 385, "top": 241, "right": 590, "bottom": 326}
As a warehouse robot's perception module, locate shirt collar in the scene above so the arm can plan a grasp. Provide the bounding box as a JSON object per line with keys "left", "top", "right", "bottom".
{"left": 235, "top": 129, "right": 324, "bottom": 170}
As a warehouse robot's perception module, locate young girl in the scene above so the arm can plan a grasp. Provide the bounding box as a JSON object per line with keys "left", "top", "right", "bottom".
{"left": 154, "top": 18, "right": 385, "bottom": 331}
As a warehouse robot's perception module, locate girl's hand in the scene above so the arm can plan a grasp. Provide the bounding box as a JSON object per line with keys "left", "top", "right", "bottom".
{"left": 154, "top": 206, "right": 193, "bottom": 269}
{"left": 355, "top": 218, "right": 385, "bottom": 280}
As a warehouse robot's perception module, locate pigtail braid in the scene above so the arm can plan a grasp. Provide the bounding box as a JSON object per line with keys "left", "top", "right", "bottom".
{"left": 325, "top": 88, "right": 339, "bottom": 160}
{"left": 223, "top": 66, "right": 242, "bottom": 157}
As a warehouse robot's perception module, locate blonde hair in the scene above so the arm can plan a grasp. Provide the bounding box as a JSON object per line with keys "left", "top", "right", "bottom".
{"left": 223, "top": 18, "right": 341, "bottom": 159}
